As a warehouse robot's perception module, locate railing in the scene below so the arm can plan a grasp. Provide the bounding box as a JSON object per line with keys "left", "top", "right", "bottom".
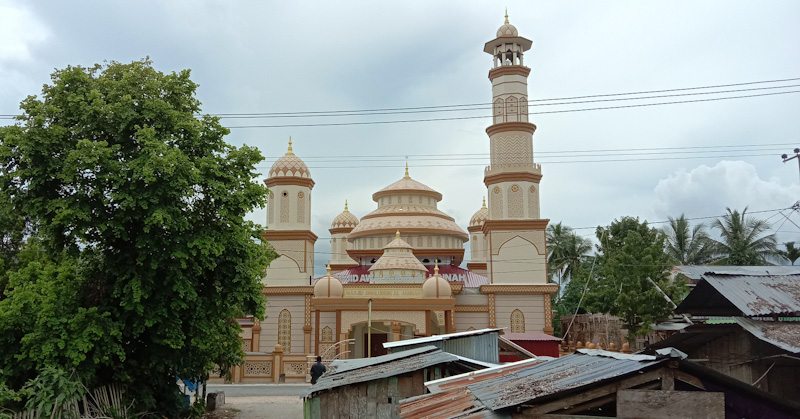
{"left": 319, "top": 338, "right": 355, "bottom": 362}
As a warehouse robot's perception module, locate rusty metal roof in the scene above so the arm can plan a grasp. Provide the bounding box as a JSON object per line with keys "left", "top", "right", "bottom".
{"left": 674, "top": 265, "right": 800, "bottom": 281}
{"left": 677, "top": 273, "right": 800, "bottom": 316}
{"left": 399, "top": 349, "right": 684, "bottom": 416}
{"left": 734, "top": 317, "right": 800, "bottom": 353}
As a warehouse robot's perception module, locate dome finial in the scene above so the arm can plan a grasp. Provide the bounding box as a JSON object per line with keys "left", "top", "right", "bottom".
{"left": 504, "top": 7, "right": 509, "bottom": 24}
{"left": 434, "top": 261, "right": 439, "bottom": 276}
{"left": 326, "top": 264, "right": 332, "bottom": 276}
{"left": 482, "top": 196, "right": 487, "bottom": 208}
{"left": 344, "top": 199, "right": 349, "bottom": 211}
{"left": 404, "top": 160, "right": 410, "bottom": 178}
{"left": 395, "top": 230, "right": 401, "bottom": 239}
{"left": 287, "top": 136, "right": 294, "bottom": 155}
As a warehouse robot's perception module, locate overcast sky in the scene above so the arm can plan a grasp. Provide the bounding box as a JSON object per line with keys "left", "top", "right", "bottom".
{"left": 2, "top": 1, "right": 799, "bottom": 272}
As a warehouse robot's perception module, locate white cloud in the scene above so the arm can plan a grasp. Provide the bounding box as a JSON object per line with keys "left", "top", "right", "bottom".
{"left": 653, "top": 160, "right": 800, "bottom": 220}
{"left": 0, "top": 1, "right": 48, "bottom": 63}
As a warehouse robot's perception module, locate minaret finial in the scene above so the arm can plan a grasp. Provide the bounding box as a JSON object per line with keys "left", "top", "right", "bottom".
{"left": 404, "top": 160, "right": 410, "bottom": 178}
{"left": 287, "top": 136, "right": 294, "bottom": 155}
{"left": 482, "top": 196, "right": 487, "bottom": 208}
{"left": 344, "top": 199, "right": 349, "bottom": 211}
{"left": 504, "top": 7, "right": 509, "bottom": 24}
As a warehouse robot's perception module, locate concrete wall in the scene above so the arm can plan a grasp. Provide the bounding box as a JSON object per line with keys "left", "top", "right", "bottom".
{"left": 495, "top": 294, "right": 545, "bottom": 332}
{"left": 261, "top": 295, "right": 305, "bottom": 354}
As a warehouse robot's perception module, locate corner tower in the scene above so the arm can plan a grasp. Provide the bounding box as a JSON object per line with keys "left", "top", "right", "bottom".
{"left": 482, "top": 13, "right": 548, "bottom": 285}
{"left": 263, "top": 138, "right": 317, "bottom": 285}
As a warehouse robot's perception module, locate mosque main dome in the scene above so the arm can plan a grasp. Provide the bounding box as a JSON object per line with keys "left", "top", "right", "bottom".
{"left": 346, "top": 167, "right": 468, "bottom": 265}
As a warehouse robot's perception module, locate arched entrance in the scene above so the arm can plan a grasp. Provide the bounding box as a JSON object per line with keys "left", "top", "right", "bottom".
{"left": 347, "top": 320, "right": 421, "bottom": 358}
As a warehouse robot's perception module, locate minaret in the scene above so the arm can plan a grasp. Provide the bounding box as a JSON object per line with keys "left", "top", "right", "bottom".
{"left": 467, "top": 197, "right": 489, "bottom": 276}
{"left": 263, "top": 138, "right": 317, "bottom": 285}
{"left": 482, "top": 13, "right": 548, "bottom": 285}
{"left": 328, "top": 200, "right": 359, "bottom": 272}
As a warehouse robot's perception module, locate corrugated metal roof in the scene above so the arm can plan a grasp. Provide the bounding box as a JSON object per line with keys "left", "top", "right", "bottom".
{"left": 734, "top": 317, "right": 800, "bottom": 353}
{"left": 701, "top": 274, "right": 800, "bottom": 316}
{"left": 674, "top": 265, "right": 800, "bottom": 281}
{"left": 383, "top": 328, "right": 502, "bottom": 348}
{"left": 306, "top": 345, "right": 457, "bottom": 396}
{"left": 466, "top": 350, "right": 674, "bottom": 411}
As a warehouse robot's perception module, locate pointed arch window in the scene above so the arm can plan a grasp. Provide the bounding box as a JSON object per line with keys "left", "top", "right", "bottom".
{"left": 321, "top": 326, "right": 333, "bottom": 342}
{"left": 278, "top": 309, "right": 292, "bottom": 352}
{"left": 510, "top": 309, "right": 525, "bottom": 333}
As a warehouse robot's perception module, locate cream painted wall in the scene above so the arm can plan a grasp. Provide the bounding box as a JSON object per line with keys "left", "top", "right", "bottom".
{"left": 455, "top": 312, "right": 489, "bottom": 332}
{"left": 261, "top": 295, "right": 306, "bottom": 355}
{"left": 491, "top": 235, "right": 547, "bottom": 284}
{"left": 266, "top": 184, "right": 312, "bottom": 231}
{"left": 495, "top": 294, "right": 545, "bottom": 332}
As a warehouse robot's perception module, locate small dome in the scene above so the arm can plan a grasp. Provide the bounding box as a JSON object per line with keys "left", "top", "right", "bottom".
{"left": 422, "top": 265, "right": 452, "bottom": 298}
{"left": 470, "top": 197, "right": 489, "bottom": 227}
{"left": 331, "top": 200, "right": 359, "bottom": 230}
{"left": 496, "top": 11, "right": 519, "bottom": 37}
{"left": 369, "top": 231, "right": 427, "bottom": 273}
{"left": 314, "top": 266, "right": 344, "bottom": 298}
{"left": 269, "top": 138, "right": 311, "bottom": 179}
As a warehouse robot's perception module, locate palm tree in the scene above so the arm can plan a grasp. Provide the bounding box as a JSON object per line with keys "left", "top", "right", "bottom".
{"left": 710, "top": 207, "right": 778, "bottom": 265}
{"left": 779, "top": 242, "right": 800, "bottom": 265}
{"left": 663, "top": 214, "right": 715, "bottom": 265}
{"left": 547, "top": 223, "right": 592, "bottom": 289}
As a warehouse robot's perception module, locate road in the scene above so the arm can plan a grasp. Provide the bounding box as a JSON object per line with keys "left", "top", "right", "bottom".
{"left": 206, "top": 383, "right": 310, "bottom": 397}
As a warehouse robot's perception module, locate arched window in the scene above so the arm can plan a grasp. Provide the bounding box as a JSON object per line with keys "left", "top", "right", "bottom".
{"left": 296, "top": 191, "right": 305, "bottom": 223}
{"left": 279, "top": 191, "right": 289, "bottom": 223}
{"left": 491, "top": 186, "right": 503, "bottom": 219}
{"left": 321, "top": 326, "right": 333, "bottom": 342}
{"left": 511, "top": 309, "right": 525, "bottom": 333}
{"left": 278, "top": 309, "right": 292, "bottom": 352}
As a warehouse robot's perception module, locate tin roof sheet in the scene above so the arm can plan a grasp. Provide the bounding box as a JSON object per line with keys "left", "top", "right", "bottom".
{"left": 503, "top": 332, "right": 562, "bottom": 342}
{"left": 674, "top": 265, "right": 800, "bottom": 281}
{"left": 678, "top": 273, "right": 800, "bottom": 316}
{"left": 306, "top": 345, "right": 457, "bottom": 396}
{"left": 383, "top": 328, "right": 502, "bottom": 349}
{"left": 466, "top": 349, "right": 679, "bottom": 411}
{"left": 734, "top": 317, "right": 800, "bottom": 353}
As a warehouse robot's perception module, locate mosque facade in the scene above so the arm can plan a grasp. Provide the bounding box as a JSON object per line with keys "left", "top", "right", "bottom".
{"left": 236, "top": 15, "right": 557, "bottom": 381}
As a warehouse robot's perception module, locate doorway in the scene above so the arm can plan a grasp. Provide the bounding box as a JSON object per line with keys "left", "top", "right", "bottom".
{"left": 364, "top": 333, "right": 388, "bottom": 357}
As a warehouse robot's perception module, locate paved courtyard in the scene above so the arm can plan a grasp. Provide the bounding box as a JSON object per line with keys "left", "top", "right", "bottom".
{"left": 206, "top": 384, "right": 308, "bottom": 419}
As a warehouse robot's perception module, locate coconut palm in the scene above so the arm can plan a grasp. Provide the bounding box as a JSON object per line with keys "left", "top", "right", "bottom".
{"left": 663, "top": 214, "right": 715, "bottom": 265}
{"left": 779, "top": 242, "right": 800, "bottom": 265}
{"left": 710, "top": 207, "right": 778, "bottom": 265}
{"left": 546, "top": 222, "right": 592, "bottom": 285}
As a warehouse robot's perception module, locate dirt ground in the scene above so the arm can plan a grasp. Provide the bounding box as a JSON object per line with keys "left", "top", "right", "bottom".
{"left": 207, "top": 396, "right": 304, "bottom": 419}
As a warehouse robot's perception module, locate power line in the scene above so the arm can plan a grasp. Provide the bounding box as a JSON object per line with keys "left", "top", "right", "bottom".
{"left": 223, "top": 90, "right": 800, "bottom": 128}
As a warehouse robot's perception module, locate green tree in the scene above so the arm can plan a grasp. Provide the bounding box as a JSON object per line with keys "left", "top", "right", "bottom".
{"left": 779, "top": 242, "right": 800, "bottom": 265}
{"left": 546, "top": 222, "right": 591, "bottom": 298}
{"left": 0, "top": 60, "right": 272, "bottom": 415}
{"left": 562, "top": 217, "right": 683, "bottom": 342}
{"left": 663, "top": 214, "right": 714, "bottom": 265}
{"left": 710, "top": 207, "right": 778, "bottom": 265}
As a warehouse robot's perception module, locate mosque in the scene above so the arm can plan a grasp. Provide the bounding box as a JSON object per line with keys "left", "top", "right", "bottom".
{"left": 236, "top": 14, "right": 557, "bottom": 380}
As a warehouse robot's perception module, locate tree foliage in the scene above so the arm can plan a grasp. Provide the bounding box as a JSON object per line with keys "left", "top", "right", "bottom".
{"left": 0, "top": 60, "right": 272, "bottom": 415}
{"left": 560, "top": 217, "right": 684, "bottom": 341}
{"left": 710, "top": 207, "right": 778, "bottom": 265}
{"left": 546, "top": 222, "right": 592, "bottom": 283}
{"left": 662, "top": 214, "right": 715, "bottom": 265}
{"left": 779, "top": 242, "right": 800, "bottom": 265}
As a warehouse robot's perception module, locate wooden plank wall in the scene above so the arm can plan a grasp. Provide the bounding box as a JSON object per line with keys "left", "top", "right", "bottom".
{"left": 310, "top": 369, "right": 430, "bottom": 418}
{"left": 617, "top": 389, "right": 724, "bottom": 419}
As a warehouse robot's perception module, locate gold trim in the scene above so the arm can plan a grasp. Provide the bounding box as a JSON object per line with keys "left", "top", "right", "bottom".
{"left": 264, "top": 177, "right": 315, "bottom": 189}
{"left": 484, "top": 171, "right": 542, "bottom": 186}
{"left": 482, "top": 219, "right": 549, "bottom": 234}
{"left": 488, "top": 66, "right": 531, "bottom": 80}
{"left": 455, "top": 305, "right": 489, "bottom": 312}
{"left": 263, "top": 230, "right": 318, "bottom": 243}
{"left": 262, "top": 286, "right": 314, "bottom": 296}
{"left": 480, "top": 284, "right": 559, "bottom": 294}
{"left": 467, "top": 262, "right": 487, "bottom": 271}
{"left": 486, "top": 122, "right": 536, "bottom": 137}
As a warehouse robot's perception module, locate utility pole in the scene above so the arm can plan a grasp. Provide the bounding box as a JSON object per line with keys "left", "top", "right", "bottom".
{"left": 781, "top": 148, "right": 800, "bottom": 184}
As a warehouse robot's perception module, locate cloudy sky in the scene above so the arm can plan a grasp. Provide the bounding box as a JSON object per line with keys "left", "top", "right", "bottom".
{"left": 2, "top": 0, "right": 799, "bottom": 272}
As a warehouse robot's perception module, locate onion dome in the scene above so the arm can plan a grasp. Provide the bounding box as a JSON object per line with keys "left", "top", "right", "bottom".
{"left": 469, "top": 197, "right": 489, "bottom": 228}
{"left": 369, "top": 231, "right": 427, "bottom": 274}
{"left": 330, "top": 200, "right": 359, "bottom": 230}
{"left": 422, "top": 265, "right": 452, "bottom": 298}
{"left": 314, "top": 265, "right": 344, "bottom": 298}
{"left": 269, "top": 137, "right": 311, "bottom": 179}
{"left": 496, "top": 10, "right": 518, "bottom": 37}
